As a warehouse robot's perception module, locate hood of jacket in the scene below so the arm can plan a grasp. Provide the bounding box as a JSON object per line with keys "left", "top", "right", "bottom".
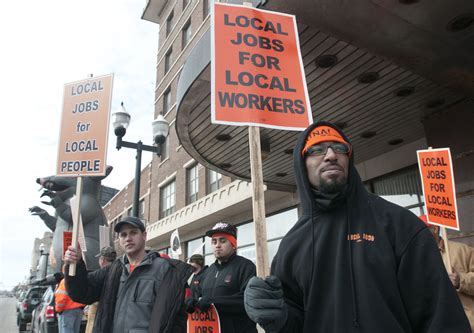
{"left": 294, "top": 121, "right": 363, "bottom": 214}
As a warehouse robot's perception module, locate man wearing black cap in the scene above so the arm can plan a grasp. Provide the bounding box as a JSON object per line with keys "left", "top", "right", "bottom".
{"left": 186, "top": 222, "right": 257, "bottom": 332}
{"left": 63, "top": 216, "right": 194, "bottom": 333}
{"left": 244, "top": 122, "right": 470, "bottom": 332}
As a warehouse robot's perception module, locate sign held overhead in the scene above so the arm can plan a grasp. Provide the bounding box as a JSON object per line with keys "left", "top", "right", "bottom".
{"left": 417, "top": 148, "right": 459, "bottom": 230}
{"left": 57, "top": 74, "right": 114, "bottom": 176}
{"left": 211, "top": 3, "right": 312, "bottom": 130}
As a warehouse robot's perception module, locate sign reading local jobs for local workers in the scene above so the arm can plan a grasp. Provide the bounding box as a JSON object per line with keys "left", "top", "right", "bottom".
{"left": 57, "top": 74, "right": 114, "bottom": 176}
{"left": 417, "top": 148, "right": 459, "bottom": 230}
{"left": 211, "top": 3, "right": 313, "bottom": 130}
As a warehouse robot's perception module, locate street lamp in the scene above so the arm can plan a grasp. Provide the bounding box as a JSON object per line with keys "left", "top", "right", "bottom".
{"left": 112, "top": 102, "right": 170, "bottom": 218}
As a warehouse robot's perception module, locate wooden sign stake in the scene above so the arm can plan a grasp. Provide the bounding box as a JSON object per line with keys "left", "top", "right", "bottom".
{"left": 69, "top": 176, "right": 83, "bottom": 276}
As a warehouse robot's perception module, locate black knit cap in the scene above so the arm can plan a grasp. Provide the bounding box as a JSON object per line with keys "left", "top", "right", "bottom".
{"left": 205, "top": 222, "right": 237, "bottom": 238}
{"left": 189, "top": 254, "right": 204, "bottom": 266}
{"left": 114, "top": 216, "right": 146, "bottom": 233}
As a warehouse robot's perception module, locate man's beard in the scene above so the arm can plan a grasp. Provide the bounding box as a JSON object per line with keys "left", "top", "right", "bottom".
{"left": 318, "top": 176, "right": 347, "bottom": 194}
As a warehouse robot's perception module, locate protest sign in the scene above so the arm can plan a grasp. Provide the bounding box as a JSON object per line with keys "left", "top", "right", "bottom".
{"left": 57, "top": 74, "right": 114, "bottom": 176}
{"left": 62, "top": 231, "right": 72, "bottom": 259}
{"left": 187, "top": 304, "right": 220, "bottom": 333}
{"left": 211, "top": 3, "right": 312, "bottom": 130}
{"left": 417, "top": 148, "right": 459, "bottom": 230}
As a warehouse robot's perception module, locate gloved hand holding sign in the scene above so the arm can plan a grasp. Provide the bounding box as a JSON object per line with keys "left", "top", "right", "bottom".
{"left": 196, "top": 296, "right": 212, "bottom": 312}
{"left": 244, "top": 275, "right": 288, "bottom": 333}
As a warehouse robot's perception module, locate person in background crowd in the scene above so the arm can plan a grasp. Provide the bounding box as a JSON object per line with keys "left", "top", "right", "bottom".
{"left": 84, "top": 246, "right": 117, "bottom": 333}
{"left": 186, "top": 222, "right": 257, "bottom": 333}
{"left": 187, "top": 254, "right": 208, "bottom": 299}
{"left": 55, "top": 269, "right": 85, "bottom": 333}
{"left": 425, "top": 218, "right": 474, "bottom": 331}
{"left": 64, "top": 216, "right": 193, "bottom": 333}
{"left": 244, "top": 121, "right": 470, "bottom": 332}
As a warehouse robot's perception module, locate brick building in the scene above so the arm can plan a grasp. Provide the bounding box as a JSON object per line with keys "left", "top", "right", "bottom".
{"left": 104, "top": 0, "right": 474, "bottom": 267}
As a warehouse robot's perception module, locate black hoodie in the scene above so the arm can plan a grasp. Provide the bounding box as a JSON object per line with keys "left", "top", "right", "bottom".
{"left": 270, "top": 121, "right": 470, "bottom": 332}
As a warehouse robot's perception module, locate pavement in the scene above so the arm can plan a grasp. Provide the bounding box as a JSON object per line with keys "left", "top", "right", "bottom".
{"left": 0, "top": 296, "right": 29, "bottom": 332}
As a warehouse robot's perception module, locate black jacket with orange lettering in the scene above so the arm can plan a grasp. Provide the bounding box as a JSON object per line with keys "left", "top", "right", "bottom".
{"left": 271, "top": 121, "right": 470, "bottom": 332}
{"left": 199, "top": 253, "right": 257, "bottom": 333}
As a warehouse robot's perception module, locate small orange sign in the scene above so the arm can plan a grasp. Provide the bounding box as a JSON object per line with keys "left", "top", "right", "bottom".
{"left": 211, "top": 3, "right": 312, "bottom": 130}
{"left": 57, "top": 74, "right": 114, "bottom": 176}
{"left": 417, "top": 148, "right": 459, "bottom": 230}
{"left": 63, "top": 231, "right": 72, "bottom": 259}
{"left": 187, "top": 304, "right": 220, "bottom": 333}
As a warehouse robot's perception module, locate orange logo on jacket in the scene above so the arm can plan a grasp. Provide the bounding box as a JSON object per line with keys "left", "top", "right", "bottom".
{"left": 347, "top": 233, "right": 375, "bottom": 243}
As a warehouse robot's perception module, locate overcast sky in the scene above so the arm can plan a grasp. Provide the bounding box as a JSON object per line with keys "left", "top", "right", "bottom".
{"left": 0, "top": 0, "right": 160, "bottom": 290}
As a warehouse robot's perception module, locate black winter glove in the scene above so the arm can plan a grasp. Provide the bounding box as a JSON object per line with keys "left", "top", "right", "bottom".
{"left": 196, "top": 296, "right": 212, "bottom": 312}
{"left": 244, "top": 275, "right": 288, "bottom": 333}
{"left": 185, "top": 298, "right": 198, "bottom": 313}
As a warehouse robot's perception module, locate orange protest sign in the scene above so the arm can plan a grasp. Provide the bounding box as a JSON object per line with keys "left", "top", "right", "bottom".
{"left": 211, "top": 3, "right": 312, "bottom": 130}
{"left": 63, "top": 231, "right": 72, "bottom": 259}
{"left": 57, "top": 74, "right": 114, "bottom": 176}
{"left": 187, "top": 304, "right": 220, "bottom": 333}
{"left": 417, "top": 148, "right": 459, "bottom": 230}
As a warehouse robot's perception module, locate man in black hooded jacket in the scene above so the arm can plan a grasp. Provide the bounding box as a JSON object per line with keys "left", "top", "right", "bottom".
{"left": 244, "top": 122, "right": 470, "bottom": 332}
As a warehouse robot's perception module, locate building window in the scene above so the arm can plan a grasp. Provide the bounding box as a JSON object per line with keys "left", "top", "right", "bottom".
{"left": 182, "top": 20, "right": 191, "bottom": 50}
{"left": 163, "top": 88, "right": 171, "bottom": 115}
{"left": 201, "top": 208, "right": 298, "bottom": 266}
{"left": 207, "top": 169, "right": 222, "bottom": 193}
{"left": 186, "top": 237, "right": 205, "bottom": 260}
{"left": 160, "top": 135, "right": 169, "bottom": 162}
{"left": 127, "top": 207, "right": 132, "bottom": 217}
{"left": 159, "top": 247, "right": 170, "bottom": 256}
{"left": 160, "top": 180, "right": 176, "bottom": 218}
{"left": 183, "top": 0, "right": 189, "bottom": 10}
{"left": 365, "top": 166, "right": 424, "bottom": 215}
{"left": 164, "top": 48, "right": 172, "bottom": 74}
{"left": 166, "top": 11, "right": 173, "bottom": 37}
{"left": 139, "top": 199, "right": 145, "bottom": 220}
{"left": 203, "top": 0, "right": 212, "bottom": 18}
{"left": 187, "top": 164, "right": 199, "bottom": 204}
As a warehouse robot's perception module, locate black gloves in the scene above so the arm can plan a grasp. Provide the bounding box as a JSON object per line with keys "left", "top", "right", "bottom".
{"left": 196, "top": 296, "right": 212, "bottom": 312}
{"left": 244, "top": 275, "right": 288, "bottom": 333}
{"left": 185, "top": 298, "right": 198, "bottom": 313}
{"left": 186, "top": 297, "right": 213, "bottom": 313}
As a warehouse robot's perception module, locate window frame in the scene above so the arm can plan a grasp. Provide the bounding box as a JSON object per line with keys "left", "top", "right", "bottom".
{"left": 164, "top": 48, "right": 172, "bottom": 74}
{"left": 166, "top": 11, "right": 174, "bottom": 37}
{"left": 160, "top": 180, "right": 176, "bottom": 219}
{"left": 182, "top": 20, "right": 192, "bottom": 50}
{"left": 186, "top": 164, "right": 199, "bottom": 204}
{"left": 207, "top": 169, "right": 222, "bottom": 193}
{"left": 163, "top": 88, "right": 171, "bottom": 115}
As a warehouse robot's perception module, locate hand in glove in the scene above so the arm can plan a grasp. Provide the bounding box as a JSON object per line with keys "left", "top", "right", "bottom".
{"left": 196, "top": 296, "right": 212, "bottom": 312}
{"left": 244, "top": 275, "right": 288, "bottom": 333}
{"left": 185, "top": 298, "right": 198, "bottom": 313}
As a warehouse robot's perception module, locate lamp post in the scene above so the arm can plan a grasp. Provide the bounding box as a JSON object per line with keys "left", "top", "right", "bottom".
{"left": 112, "top": 102, "right": 170, "bottom": 218}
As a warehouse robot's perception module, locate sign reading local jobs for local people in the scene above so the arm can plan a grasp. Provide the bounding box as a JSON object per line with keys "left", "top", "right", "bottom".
{"left": 211, "top": 3, "right": 313, "bottom": 130}
{"left": 417, "top": 148, "right": 459, "bottom": 230}
{"left": 57, "top": 74, "right": 114, "bottom": 176}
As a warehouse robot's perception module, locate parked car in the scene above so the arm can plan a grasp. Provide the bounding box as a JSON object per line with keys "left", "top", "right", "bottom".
{"left": 16, "top": 291, "right": 27, "bottom": 313}
{"left": 31, "top": 286, "right": 57, "bottom": 333}
{"left": 30, "top": 284, "right": 88, "bottom": 333}
{"left": 17, "top": 286, "right": 48, "bottom": 331}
